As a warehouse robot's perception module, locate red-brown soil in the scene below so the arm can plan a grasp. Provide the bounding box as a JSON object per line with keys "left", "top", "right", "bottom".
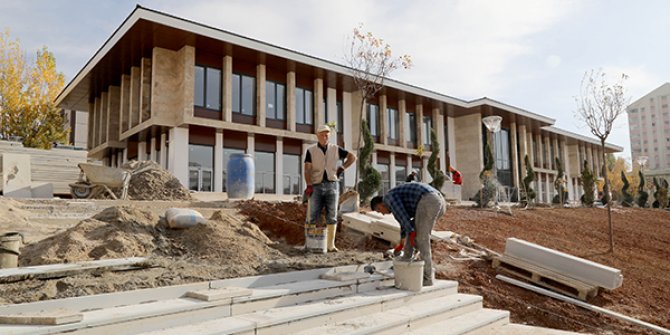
{"left": 435, "top": 207, "right": 670, "bottom": 335}
{"left": 2, "top": 198, "right": 668, "bottom": 335}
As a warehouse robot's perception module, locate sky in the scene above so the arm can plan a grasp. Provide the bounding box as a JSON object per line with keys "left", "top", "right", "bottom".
{"left": 2, "top": 0, "right": 669, "bottom": 164}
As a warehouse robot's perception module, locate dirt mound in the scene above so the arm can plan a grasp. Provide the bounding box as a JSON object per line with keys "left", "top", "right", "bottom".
{"left": 122, "top": 161, "right": 191, "bottom": 201}
{"left": 19, "top": 206, "right": 282, "bottom": 271}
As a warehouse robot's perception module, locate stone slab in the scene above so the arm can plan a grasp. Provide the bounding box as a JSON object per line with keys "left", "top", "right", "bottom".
{"left": 504, "top": 237, "right": 623, "bottom": 289}
{"left": 319, "top": 271, "right": 371, "bottom": 282}
{"left": 1, "top": 153, "right": 32, "bottom": 197}
{"left": 0, "top": 257, "right": 149, "bottom": 283}
{"left": 405, "top": 308, "right": 510, "bottom": 335}
{"left": 0, "top": 309, "right": 82, "bottom": 326}
{"left": 185, "top": 286, "right": 253, "bottom": 302}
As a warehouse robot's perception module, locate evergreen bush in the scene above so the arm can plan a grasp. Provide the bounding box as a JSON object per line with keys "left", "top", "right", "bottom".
{"left": 636, "top": 170, "right": 648, "bottom": 208}
{"left": 620, "top": 171, "right": 634, "bottom": 207}
{"left": 358, "top": 120, "right": 381, "bottom": 204}
{"left": 522, "top": 155, "right": 536, "bottom": 206}
{"left": 580, "top": 160, "right": 595, "bottom": 207}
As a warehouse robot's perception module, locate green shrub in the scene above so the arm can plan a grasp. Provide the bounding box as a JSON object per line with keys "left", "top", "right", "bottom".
{"left": 475, "top": 140, "right": 496, "bottom": 207}
{"left": 522, "top": 155, "right": 536, "bottom": 206}
{"left": 552, "top": 157, "right": 568, "bottom": 204}
{"left": 580, "top": 160, "right": 595, "bottom": 207}
{"left": 636, "top": 170, "right": 648, "bottom": 208}
{"left": 620, "top": 171, "right": 634, "bottom": 207}
{"left": 427, "top": 129, "right": 446, "bottom": 192}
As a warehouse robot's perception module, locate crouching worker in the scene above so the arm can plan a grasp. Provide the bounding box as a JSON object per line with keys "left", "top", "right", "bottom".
{"left": 370, "top": 183, "right": 446, "bottom": 286}
{"left": 304, "top": 124, "right": 356, "bottom": 252}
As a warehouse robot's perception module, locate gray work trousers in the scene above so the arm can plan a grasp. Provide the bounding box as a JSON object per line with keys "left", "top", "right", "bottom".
{"left": 402, "top": 191, "right": 447, "bottom": 284}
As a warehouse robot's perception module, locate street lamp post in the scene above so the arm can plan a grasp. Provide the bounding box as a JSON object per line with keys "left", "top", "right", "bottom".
{"left": 482, "top": 115, "right": 503, "bottom": 209}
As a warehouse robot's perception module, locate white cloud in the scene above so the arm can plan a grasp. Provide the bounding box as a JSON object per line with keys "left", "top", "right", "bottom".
{"left": 545, "top": 55, "right": 562, "bottom": 69}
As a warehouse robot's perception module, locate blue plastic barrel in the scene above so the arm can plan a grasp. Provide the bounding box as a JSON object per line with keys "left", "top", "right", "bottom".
{"left": 227, "top": 153, "right": 255, "bottom": 199}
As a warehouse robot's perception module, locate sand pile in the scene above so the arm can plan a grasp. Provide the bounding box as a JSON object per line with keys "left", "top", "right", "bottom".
{"left": 122, "top": 161, "right": 192, "bottom": 201}
{"left": 19, "top": 205, "right": 282, "bottom": 272}
{"left": 0, "top": 197, "right": 31, "bottom": 228}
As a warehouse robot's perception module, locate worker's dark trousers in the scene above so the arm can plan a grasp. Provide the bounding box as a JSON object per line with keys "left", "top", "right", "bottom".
{"left": 403, "top": 191, "right": 447, "bottom": 285}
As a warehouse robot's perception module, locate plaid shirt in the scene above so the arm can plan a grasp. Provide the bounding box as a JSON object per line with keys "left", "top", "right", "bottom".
{"left": 383, "top": 182, "right": 438, "bottom": 236}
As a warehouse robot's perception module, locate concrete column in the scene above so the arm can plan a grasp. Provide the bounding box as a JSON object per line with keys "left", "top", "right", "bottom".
{"left": 223, "top": 55, "right": 233, "bottom": 122}
{"left": 454, "top": 113, "right": 483, "bottom": 200}
{"left": 287, "top": 70, "right": 296, "bottom": 132}
{"left": 435, "top": 107, "right": 446, "bottom": 172}
{"left": 117, "top": 153, "right": 123, "bottom": 168}
{"left": 150, "top": 137, "right": 157, "bottom": 162}
{"left": 130, "top": 66, "right": 141, "bottom": 128}
{"left": 256, "top": 63, "right": 266, "bottom": 127}
{"left": 159, "top": 132, "right": 167, "bottom": 169}
{"left": 111, "top": 153, "right": 117, "bottom": 168}
{"left": 416, "top": 103, "right": 424, "bottom": 149}
{"left": 422, "top": 156, "right": 429, "bottom": 183}
{"left": 122, "top": 148, "right": 128, "bottom": 164}
{"left": 527, "top": 131, "right": 535, "bottom": 167}
{"left": 247, "top": 133, "right": 255, "bottom": 158}
{"left": 342, "top": 92, "right": 355, "bottom": 188}
{"left": 544, "top": 135, "right": 558, "bottom": 170}
{"left": 214, "top": 131, "right": 223, "bottom": 192}
{"left": 380, "top": 94, "right": 388, "bottom": 145}
{"left": 87, "top": 102, "right": 94, "bottom": 150}
{"left": 91, "top": 98, "right": 99, "bottom": 147}
{"left": 140, "top": 57, "right": 151, "bottom": 123}
{"left": 518, "top": 125, "right": 527, "bottom": 179}
{"left": 120, "top": 75, "right": 130, "bottom": 133}
{"left": 276, "top": 137, "right": 283, "bottom": 195}
{"left": 535, "top": 133, "right": 544, "bottom": 169}
{"left": 314, "top": 77, "right": 324, "bottom": 128}
{"left": 398, "top": 99, "right": 407, "bottom": 148}
{"left": 137, "top": 141, "right": 147, "bottom": 161}
{"left": 447, "top": 114, "right": 456, "bottom": 168}
{"left": 168, "top": 127, "right": 189, "bottom": 188}
{"left": 107, "top": 86, "right": 120, "bottom": 142}
{"left": 326, "top": 87, "right": 337, "bottom": 145}
{"left": 510, "top": 122, "right": 519, "bottom": 188}
{"left": 545, "top": 174, "right": 551, "bottom": 203}
{"left": 390, "top": 153, "right": 397, "bottom": 187}
{"left": 372, "top": 152, "right": 378, "bottom": 166}
{"left": 407, "top": 155, "right": 412, "bottom": 175}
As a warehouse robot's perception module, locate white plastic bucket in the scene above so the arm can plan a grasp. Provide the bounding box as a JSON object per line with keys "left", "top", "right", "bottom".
{"left": 0, "top": 232, "right": 23, "bottom": 269}
{"left": 305, "top": 226, "right": 327, "bottom": 254}
{"left": 393, "top": 260, "right": 425, "bottom": 292}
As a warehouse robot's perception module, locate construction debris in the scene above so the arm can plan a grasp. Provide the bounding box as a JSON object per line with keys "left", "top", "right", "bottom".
{"left": 122, "top": 161, "right": 192, "bottom": 201}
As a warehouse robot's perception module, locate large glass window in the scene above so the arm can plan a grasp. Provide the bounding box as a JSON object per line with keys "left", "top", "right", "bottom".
{"left": 493, "top": 128, "right": 512, "bottom": 187}
{"left": 282, "top": 154, "right": 301, "bottom": 195}
{"left": 266, "top": 80, "right": 285, "bottom": 120}
{"left": 405, "top": 112, "right": 417, "bottom": 144}
{"left": 395, "top": 165, "right": 407, "bottom": 186}
{"left": 232, "top": 73, "right": 256, "bottom": 116}
{"left": 189, "top": 144, "right": 214, "bottom": 192}
{"left": 295, "top": 87, "right": 313, "bottom": 124}
{"left": 367, "top": 104, "right": 380, "bottom": 136}
{"left": 377, "top": 163, "right": 390, "bottom": 193}
{"left": 255, "top": 151, "right": 275, "bottom": 194}
{"left": 194, "top": 65, "right": 221, "bottom": 111}
{"left": 387, "top": 107, "right": 399, "bottom": 140}
{"left": 222, "top": 148, "right": 245, "bottom": 192}
{"left": 422, "top": 116, "right": 432, "bottom": 146}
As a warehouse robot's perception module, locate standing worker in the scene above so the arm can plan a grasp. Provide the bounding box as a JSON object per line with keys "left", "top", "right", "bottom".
{"left": 304, "top": 124, "right": 356, "bottom": 252}
{"left": 370, "top": 183, "right": 446, "bottom": 286}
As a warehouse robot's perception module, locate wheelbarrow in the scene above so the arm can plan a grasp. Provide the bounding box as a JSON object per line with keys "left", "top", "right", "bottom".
{"left": 69, "top": 163, "right": 131, "bottom": 200}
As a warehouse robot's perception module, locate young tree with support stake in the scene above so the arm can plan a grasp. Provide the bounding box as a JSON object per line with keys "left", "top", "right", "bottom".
{"left": 344, "top": 24, "right": 412, "bottom": 195}
{"left": 575, "top": 69, "right": 629, "bottom": 253}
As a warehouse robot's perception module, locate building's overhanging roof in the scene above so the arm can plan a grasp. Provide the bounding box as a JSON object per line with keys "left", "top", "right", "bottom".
{"left": 542, "top": 126, "right": 623, "bottom": 152}
{"left": 466, "top": 97, "right": 555, "bottom": 126}
{"left": 56, "top": 5, "right": 472, "bottom": 110}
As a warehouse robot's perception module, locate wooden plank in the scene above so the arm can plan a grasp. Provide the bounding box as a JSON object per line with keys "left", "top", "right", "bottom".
{"left": 493, "top": 255, "right": 599, "bottom": 300}
{"left": 0, "top": 257, "right": 149, "bottom": 283}
{"left": 0, "top": 309, "right": 82, "bottom": 325}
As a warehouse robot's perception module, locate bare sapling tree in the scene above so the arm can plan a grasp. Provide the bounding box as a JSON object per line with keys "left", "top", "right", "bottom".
{"left": 575, "top": 69, "right": 629, "bottom": 253}
{"left": 345, "top": 23, "right": 412, "bottom": 191}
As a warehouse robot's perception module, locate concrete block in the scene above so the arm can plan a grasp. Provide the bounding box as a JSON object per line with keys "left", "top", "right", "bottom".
{"left": 406, "top": 308, "right": 510, "bottom": 335}
{"left": 1, "top": 153, "right": 32, "bottom": 198}
{"left": 0, "top": 309, "right": 82, "bottom": 325}
{"left": 30, "top": 182, "right": 53, "bottom": 198}
{"left": 185, "top": 286, "right": 252, "bottom": 302}
{"left": 371, "top": 220, "right": 401, "bottom": 243}
{"left": 504, "top": 238, "right": 623, "bottom": 289}
{"left": 319, "top": 271, "right": 370, "bottom": 282}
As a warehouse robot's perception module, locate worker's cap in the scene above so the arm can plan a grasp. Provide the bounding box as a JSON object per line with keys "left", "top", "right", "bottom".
{"left": 316, "top": 124, "right": 332, "bottom": 134}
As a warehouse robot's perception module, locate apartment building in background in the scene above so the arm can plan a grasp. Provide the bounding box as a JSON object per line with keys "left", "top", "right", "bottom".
{"left": 55, "top": 6, "right": 622, "bottom": 203}
{"left": 627, "top": 82, "right": 670, "bottom": 180}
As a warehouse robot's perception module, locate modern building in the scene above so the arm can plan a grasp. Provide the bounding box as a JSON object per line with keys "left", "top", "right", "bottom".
{"left": 55, "top": 6, "right": 622, "bottom": 203}
{"left": 627, "top": 82, "right": 670, "bottom": 180}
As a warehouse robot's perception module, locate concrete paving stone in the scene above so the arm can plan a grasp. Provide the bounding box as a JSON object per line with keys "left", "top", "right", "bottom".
{"left": 320, "top": 271, "right": 371, "bottom": 282}
{"left": 293, "top": 293, "right": 481, "bottom": 335}
{"left": 405, "top": 308, "right": 510, "bottom": 335}
{"left": 469, "top": 323, "right": 587, "bottom": 335}
{"left": 132, "top": 316, "right": 256, "bottom": 335}
{"left": 185, "top": 286, "right": 253, "bottom": 302}
{"left": 0, "top": 309, "right": 82, "bottom": 326}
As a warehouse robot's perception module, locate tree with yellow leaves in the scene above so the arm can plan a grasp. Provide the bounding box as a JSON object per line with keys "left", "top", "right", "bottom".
{"left": 0, "top": 30, "right": 67, "bottom": 149}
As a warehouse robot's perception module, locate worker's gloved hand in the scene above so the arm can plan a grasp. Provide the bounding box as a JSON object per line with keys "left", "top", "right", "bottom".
{"left": 305, "top": 185, "right": 313, "bottom": 197}
{"left": 336, "top": 166, "right": 345, "bottom": 178}
{"left": 393, "top": 242, "right": 404, "bottom": 255}
{"left": 408, "top": 231, "right": 416, "bottom": 247}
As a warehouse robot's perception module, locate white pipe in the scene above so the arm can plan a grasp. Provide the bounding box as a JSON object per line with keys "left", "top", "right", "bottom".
{"left": 496, "top": 275, "right": 670, "bottom": 335}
